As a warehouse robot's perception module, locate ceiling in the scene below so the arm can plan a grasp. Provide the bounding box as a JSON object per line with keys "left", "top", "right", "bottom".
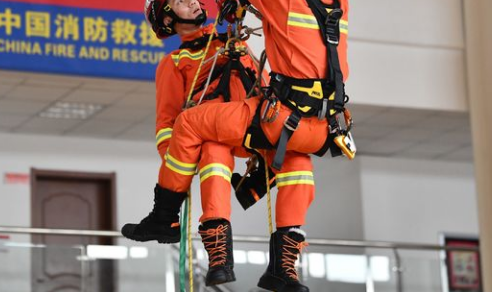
{"left": 0, "top": 69, "right": 473, "bottom": 162}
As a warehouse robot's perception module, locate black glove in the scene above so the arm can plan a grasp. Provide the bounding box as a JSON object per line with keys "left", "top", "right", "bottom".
{"left": 232, "top": 156, "right": 276, "bottom": 210}
{"left": 217, "top": 0, "right": 238, "bottom": 25}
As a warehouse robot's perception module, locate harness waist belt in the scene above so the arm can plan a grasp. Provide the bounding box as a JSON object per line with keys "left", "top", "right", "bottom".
{"left": 270, "top": 72, "right": 335, "bottom": 117}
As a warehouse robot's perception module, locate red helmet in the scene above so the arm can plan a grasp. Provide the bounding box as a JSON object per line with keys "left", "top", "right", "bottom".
{"left": 144, "top": 0, "right": 207, "bottom": 39}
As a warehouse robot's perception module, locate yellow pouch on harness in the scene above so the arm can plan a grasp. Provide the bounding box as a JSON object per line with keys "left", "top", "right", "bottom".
{"left": 290, "top": 81, "right": 324, "bottom": 113}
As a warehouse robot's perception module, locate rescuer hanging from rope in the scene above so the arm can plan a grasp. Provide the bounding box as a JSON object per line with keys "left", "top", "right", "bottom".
{"left": 121, "top": 0, "right": 275, "bottom": 286}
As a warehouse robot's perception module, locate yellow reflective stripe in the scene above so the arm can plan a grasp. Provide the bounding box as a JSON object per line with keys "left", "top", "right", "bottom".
{"left": 288, "top": 12, "right": 348, "bottom": 34}
{"left": 340, "top": 20, "right": 348, "bottom": 34}
{"left": 200, "top": 171, "right": 231, "bottom": 183}
{"left": 156, "top": 128, "right": 173, "bottom": 146}
{"left": 289, "top": 12, "right": 318, "bottom": 21}
{"left": 276, "top": 171, "right": 314, "bottom": 187}
{"left": 288, "top": 12, "right": 319, "bottom": 30}
{"left": 199, "top": 163, "right": 232, "bottom": 183}
{"left": 277, "top": 180, "right": 315, "bottom": 187}
{"left": 276, "top": 171, "right": 313, "bottom": 179}
{"left": 171, "top": 49, "right": 205, "bottom": 66}
{"left": 165, "top": 153, "right": 197, "bottom": 176}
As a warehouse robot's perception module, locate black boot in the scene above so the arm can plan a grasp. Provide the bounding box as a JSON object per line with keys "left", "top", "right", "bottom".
{"left": 121, "top": 184, "right": 187, "bottom": 244}
{"left": 257, "top": 228, "right": 309, "bottom": 292}
{"left": 199, "top": 219, "right": 235, "bottom": 286}
{"left": 232, "top": 156, "right": 276, "bottom": 210}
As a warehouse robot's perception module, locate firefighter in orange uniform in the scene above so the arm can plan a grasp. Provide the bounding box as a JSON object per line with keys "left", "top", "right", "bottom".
{"left": 121, "top": 0, "right": 274, "bottom": 286}
{"left": 149, "top": 0, "right": 352, "bottom": 291}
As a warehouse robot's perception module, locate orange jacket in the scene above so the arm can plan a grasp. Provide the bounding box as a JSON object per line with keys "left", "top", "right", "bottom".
{"left": 155, "top": 24, "right": 261, "bottom": 158}
{"left": 247, "top": 0, "right": 349, "bottom": 81}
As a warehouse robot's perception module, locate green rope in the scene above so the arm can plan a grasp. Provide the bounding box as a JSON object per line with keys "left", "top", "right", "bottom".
{"left": 179, "top": 198, "right": 189, "bottom": 292}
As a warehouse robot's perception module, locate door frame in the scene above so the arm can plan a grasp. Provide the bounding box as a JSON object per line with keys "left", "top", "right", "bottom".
{"left": 30, "top": 168, "right": 117, "bottom": 292}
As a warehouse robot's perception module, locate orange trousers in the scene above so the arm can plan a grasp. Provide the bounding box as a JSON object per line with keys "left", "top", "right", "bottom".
{"left": 161, "top": 97, "right": 323, "bottom": 227}
{"left": 160, "top": 142, "right": 251, "bottom": 223}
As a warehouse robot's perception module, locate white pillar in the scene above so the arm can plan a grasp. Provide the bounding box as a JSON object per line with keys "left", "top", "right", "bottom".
{"left": 463, "top": 0, "right": 492, "bottom": 290}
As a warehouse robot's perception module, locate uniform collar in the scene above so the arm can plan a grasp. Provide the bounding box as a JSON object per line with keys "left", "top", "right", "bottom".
{"left": 180, "top": 24, "right": 215, "bottom": 43}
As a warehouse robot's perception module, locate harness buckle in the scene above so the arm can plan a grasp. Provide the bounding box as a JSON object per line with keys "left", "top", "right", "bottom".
{"left": 318, "top": 99, "right": 328, "bottom": 120}
{"left": 325, "top": 8, "right": 342, "bottom": 45}
{"left": 327, "top": 8, "right": 343, "bottom": 24}
{"left": 333, "top": 108, "right": 353, "bottom": 133}
{"left": 284, "top": 114, "right": 300, "bottom": 132}
{"left": 326, "top": 34, "right": 339, "bottom": 45}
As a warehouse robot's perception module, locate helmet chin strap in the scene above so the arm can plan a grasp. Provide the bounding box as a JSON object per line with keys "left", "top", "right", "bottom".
{"left": 173, "top": 9, "right": 207, "bottom": 26}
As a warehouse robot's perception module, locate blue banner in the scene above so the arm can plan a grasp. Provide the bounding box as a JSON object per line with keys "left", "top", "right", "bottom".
{"left": 0, "top": 1, "right": 182, "bottom": 80}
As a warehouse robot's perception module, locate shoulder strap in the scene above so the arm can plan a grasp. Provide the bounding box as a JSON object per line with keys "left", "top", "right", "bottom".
{"left": 304, "top": 0, "right": 346, "bottom": 112}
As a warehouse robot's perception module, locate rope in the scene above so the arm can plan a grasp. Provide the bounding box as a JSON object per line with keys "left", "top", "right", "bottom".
{"left": 263, "top": 151, "right": 274, "bottom": 235}
{"left": 196, "top": 49, "right": 223, "bottom": 106}
{"left": 179, "top": 198, "right": 189, "bottom": 292}
{"left": 246, "top": 50, "right": 268, "bottom": 99}
{"left": 184, "top": 13, "right": 221, "bottom": 107}
{"left": 179, "top": 13, "right": 221, "bottom": 291}
{"left": 187, "top": 191, "right": 193, "bottom": 292}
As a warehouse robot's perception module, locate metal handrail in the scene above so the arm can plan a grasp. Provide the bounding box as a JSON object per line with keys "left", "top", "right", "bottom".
{"left": 0, "top": 225, "right": 479, "bottom": 252}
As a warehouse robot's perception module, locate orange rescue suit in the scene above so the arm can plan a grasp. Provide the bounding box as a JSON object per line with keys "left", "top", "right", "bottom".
{"left": 156, "top": 24, "right": 259, "bottom": 222}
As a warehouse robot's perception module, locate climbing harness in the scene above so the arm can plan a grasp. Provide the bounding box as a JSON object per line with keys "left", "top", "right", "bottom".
{"left": 242, "top": 0, "right": 356, "bottom": 170}
{"left": 184, "top": 27, "right": 263, "bottom": 107}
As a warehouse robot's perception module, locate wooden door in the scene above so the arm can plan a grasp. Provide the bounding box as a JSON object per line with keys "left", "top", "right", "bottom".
{"left": 31, "top": 169, "right": 116, "bottom": 292}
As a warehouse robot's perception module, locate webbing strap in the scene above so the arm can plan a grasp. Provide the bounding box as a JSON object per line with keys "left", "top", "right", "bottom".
{"left": 243, "top": 99, "right": 275, "bottom": 150}
{"left": 272, "top": 111, "right": 301, "bottom": 170}
{"left": 206, "top": 59, "right": 256, "bottom": 102}
{"left": 304, "top": 0, "right": 346, "bottom": 112}
{"left": 179, "top": 33, "right": 228, "bottom": 50}
{"left": 211, "top": 60, "right": 234, "bottom": 102}
{"left": 190, "top": 64, "right": 225, "bottom": 97}
{"left": 327, "top": 38, "right": 345, "bottom": 111}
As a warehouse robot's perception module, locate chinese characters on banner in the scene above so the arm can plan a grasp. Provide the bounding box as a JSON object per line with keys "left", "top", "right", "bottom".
{"left": 0, "top": 1, "right": 184, "bottom": 80}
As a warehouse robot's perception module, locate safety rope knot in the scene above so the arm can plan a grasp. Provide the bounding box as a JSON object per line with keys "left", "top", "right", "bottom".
{"left": 199, "top": 224, "right": 229, "bottom": 267}
{"left": 281, "top": 235, "right": 309, "bottom": 280}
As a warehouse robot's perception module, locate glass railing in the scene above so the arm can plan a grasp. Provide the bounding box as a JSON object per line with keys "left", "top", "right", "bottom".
{"left": 0, "top": 226, "right": 480, "bottom": 292}
{"left": 0, "top": 242, "right": 84, "bottom": 292}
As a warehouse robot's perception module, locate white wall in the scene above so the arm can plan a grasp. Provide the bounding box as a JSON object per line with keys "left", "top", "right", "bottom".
{"left": 246, "top": 0, "right": 468, "bottom": 112}
{"left": 360, "top": 156, "right": 478, "bottom": 244}
{"left": 350, "top": 0, "right": 467, "bottom": 111}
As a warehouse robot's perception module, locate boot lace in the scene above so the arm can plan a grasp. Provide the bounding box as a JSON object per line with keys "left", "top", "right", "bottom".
{"left": 199, "top": 225, "right": 229, "bottom": 267}
{"left": 281, "top": 235, "right": 308, "bottom": 280}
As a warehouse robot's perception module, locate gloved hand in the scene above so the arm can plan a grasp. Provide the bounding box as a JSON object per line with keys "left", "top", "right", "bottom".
{"left": 216, "top": 0, "right": 238, "bottom": 25}
{"left": 216, "top": 0, "right": 250, "bottom": 25}
{"left": 232, "top": 156, "right": 276, "bottom": 210}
